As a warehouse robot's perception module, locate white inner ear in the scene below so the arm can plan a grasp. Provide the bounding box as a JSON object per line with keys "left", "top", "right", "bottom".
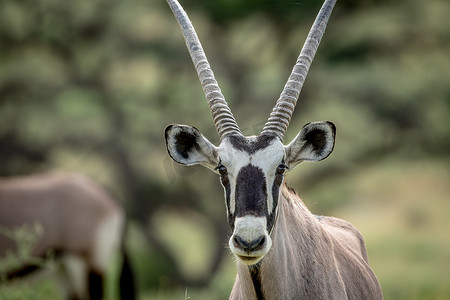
{"left": 166, "top": 125, "right": 219, "bottom": 169}
{"left": 191, "top": 135, "right": 219, "bottom": 169}
{"left": 285, "top": 122, "right": 335, "bottom": 167}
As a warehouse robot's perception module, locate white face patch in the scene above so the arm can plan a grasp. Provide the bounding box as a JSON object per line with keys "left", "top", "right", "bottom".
{"left": 229, "top": 216, "right": 273, "bottom": 265}
{"left": 254, "top": 142, "right": 285, "bottom": 214}
{"left": 218, "top": 139, "right": 248, "bottom": 216}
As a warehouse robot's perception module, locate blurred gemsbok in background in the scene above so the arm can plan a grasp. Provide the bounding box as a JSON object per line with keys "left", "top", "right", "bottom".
{"left": 0, "top": 172, "right": 135, "bottom": 300}
{"left": 164, "top": 0, "right": 383, "bottom": 299}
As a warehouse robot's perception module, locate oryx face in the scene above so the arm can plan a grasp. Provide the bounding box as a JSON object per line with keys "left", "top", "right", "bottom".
{"left": 165, "top": 122, "right": 335, "bottom": 265}
{"left": 217, "top": 135, "right": 284, "bottom": 265}
{"left": 164, "top": 0, "right": 337, "bottom": 265}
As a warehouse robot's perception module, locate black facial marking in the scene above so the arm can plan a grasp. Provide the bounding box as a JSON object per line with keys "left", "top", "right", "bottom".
{"left": 174, "top": 130, "right": 201, "bottom": 159}
{"left": 229, "top": 134, "right": 276, "bottom": 154}
{"left": 235, "top": 165, "right": 267, "bottom": 217}
{"left": 267, "top": 173, "right": 283, "bottom": 231}
{"left": 221, "top": 174, "right": 235, "bottom": 230}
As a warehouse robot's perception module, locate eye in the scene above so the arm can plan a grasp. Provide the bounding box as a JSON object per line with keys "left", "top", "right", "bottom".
{"left": 276, "top": 163, "right": 289, "bottom": 175}
{"left": 216, "top": 164, "right": 228, "bottom": 176}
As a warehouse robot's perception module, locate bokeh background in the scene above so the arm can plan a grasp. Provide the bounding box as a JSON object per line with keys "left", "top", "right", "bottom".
{"left": 0, "top": 0, "right": 449, "bottom": 299}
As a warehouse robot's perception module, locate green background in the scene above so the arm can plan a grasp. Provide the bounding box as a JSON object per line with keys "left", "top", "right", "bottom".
{"left": 0, "top": 0, "right": 449, "bottom": 299}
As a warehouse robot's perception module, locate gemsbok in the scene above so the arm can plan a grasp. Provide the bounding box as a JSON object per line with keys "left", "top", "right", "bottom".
{"left": 0, "top": 172, "right": 135, "bottom": 300}
{"left": 164, "top": 0, "right": 383, "bottom": 299}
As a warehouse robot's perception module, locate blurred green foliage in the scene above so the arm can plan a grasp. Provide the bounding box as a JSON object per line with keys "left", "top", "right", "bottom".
{"left": 0, "top": 223, "right": 44, "bottom": 275}
{"left": 0, "top": 0, "right": 449, "bottom": 299}
{"left": 0, "top": 224, "right": 59, "bottom": 300}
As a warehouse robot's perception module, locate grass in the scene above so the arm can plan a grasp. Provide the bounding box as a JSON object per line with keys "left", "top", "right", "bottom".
{"left": 0, "top": 224, "right": 61, "bottom": 300}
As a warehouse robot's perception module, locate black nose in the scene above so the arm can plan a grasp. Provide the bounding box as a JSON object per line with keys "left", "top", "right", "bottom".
{"left": 233, "top": 235, "right": 266, "bottom": 252}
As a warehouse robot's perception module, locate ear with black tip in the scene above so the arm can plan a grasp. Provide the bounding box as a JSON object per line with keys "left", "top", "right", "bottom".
{"left": 285, "top": 121, "right": 336, "bottom": 169}
{"left": 165, "top": 124, "right": 219, "bottom": 170}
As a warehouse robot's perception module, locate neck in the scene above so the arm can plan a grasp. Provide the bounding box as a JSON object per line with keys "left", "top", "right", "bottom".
{"left": 261, "top": 185, "right": 326, "bottom": 299}
{"left": 231, "top": 184, "right": 342, "bottom": 300}
{"left": 230, "top": 184, "right": 383, "bottom": 300}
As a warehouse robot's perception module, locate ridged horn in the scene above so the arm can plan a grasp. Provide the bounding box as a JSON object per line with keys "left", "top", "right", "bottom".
{"left": 166, "top": 0, "right": 242, "bottom": 139}
{"left": 261, "top": 0, "right": 337, "bottom": 140}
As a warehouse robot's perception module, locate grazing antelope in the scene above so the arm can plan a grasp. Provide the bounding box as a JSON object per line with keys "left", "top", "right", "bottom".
{"left": 164, "top": 0, "right": 383, "bottom": 299}
{"left": 0, "top": 172, "right": 135, "bottom": 300}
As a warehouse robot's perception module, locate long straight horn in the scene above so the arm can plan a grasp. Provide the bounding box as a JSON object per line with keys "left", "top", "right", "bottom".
{"left": 261, "top": 0, "right": 337, "bottom": 140}
{"left": 166, "top": 0, "right": 242, "bottom": 139}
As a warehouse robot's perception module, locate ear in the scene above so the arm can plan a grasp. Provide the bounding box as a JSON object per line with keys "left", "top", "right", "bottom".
{"left": 285, "top": 121, "right": 336, "bottom": 168}
{"left": 165, "top": 124, "right": 219, "bottom": 170}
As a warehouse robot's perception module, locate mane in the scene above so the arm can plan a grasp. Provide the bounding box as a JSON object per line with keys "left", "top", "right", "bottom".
{"left": 281, "top": 182, "right": 302, "bottom": 202}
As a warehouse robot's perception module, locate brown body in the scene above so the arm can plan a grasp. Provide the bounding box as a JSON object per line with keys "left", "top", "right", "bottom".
{"left": 230, "top": 185, "right": 383, "bottom": 299}
{"left": 0, "top": 173, "right": 130, "bottom": 300}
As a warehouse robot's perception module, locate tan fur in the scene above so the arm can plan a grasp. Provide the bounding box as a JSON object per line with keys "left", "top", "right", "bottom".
{"left": 0, "top": 172, "right": 124, "bottom": 298}
{"left": 230, "top": 184, "right": 383, "bottom": 300}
